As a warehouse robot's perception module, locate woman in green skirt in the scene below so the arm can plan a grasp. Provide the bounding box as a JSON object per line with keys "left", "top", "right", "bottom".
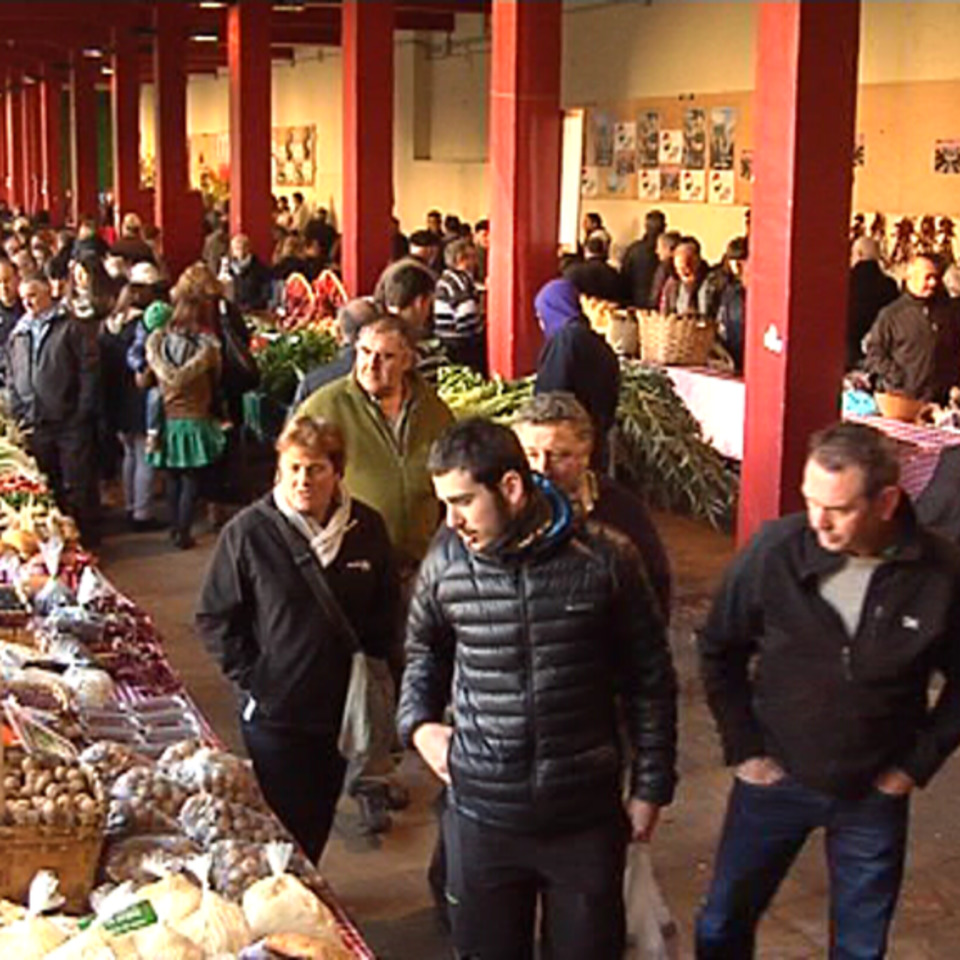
{"left": 139, "top": 294, "right": 226, "bottom": 548}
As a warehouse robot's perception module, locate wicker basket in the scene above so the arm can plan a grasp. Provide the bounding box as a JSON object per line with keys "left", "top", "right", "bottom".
{"left": 0, "top": 745, "right": 105, "bottom": 912}
{"left": 640, "top": 311, "right": 717, "bottom": 366}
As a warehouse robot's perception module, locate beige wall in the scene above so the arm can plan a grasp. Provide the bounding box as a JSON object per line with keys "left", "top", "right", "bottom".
{"left": 137, "top": 2, "right": 960, "bottom": 261}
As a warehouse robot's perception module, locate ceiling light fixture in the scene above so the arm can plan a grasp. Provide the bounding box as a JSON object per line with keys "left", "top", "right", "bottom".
{"left": 190, "top": 33, "right": 220, "bottom": 42}
{"left": 274, "top": 3, "right": 306, "bottom": 12}
{"left": 82, "top": 47, "right": 104, "bottom": 58}
{"left": 198, "top": 2, "right": 227, "bottom": 8}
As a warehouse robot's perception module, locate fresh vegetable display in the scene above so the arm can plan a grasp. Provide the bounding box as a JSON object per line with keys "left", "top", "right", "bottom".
{"left": 438, "top": 361, "right": 738, "bottom": 529}
{"left": 250, "top": 329, "right": 338, "bottom": 405}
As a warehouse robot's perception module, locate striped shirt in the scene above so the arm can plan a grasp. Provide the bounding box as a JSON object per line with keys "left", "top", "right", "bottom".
{"left": 434, "top": 267, "right": 483, "bottom": 340}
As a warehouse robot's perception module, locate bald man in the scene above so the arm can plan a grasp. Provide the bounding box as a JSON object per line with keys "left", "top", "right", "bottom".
{"left": 864, "top": 254, "right": 960, "bottom": 401}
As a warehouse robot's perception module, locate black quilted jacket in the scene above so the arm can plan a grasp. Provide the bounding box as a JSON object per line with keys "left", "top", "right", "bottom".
{"left": 397, "top": 481, "right": 677, "bottom": 834}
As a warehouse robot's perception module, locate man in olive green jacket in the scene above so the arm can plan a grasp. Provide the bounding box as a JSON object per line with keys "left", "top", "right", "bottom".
{"left": 297, "top": 313, "right": 454, "bottom": 570}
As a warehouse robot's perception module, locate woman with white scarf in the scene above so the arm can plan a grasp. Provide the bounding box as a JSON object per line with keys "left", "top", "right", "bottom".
{"left": 197, "top": 415, "right": 399, "bottom": 863}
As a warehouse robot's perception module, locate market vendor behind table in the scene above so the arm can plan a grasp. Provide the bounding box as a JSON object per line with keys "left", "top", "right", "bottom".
{"left": 863, "top": 253, "right": 960, "bottom": 402}
{"left": 196, "top": 415, "right": 399, "bottom": 864}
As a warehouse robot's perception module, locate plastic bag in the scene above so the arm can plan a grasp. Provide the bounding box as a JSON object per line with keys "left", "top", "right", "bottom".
{"left": 179, "top": 793, "right": 289, "bottom": 848}
{"left": 80, "top": 743, "right": 150, "bottom": 789}
{"left": 104, "top": 835, "right": 202, "bottom": 886}
{"left": 242, "top": 842, "right": 336, "bottom": 940}
{"left": 172, "top": 855, "right": 251, "bottom": 955}
{"left": 0, "top": 871, "right": 69, "bottom": 958}
{"left": 62, "top": 667, "right": 116, "bottom": 709}
{"left": 208, "top": 840, "right": 314, "bottom": 903}
{"left": 623, "top": 844, "right": 676, "bottom": 960}
{"left": 108, "top": 766, "right": 191, "bottom": 836}
{"left": 161, "top": 745, "right": 266, "bottom": 810}
{"left": 136, "top": 871, "right": 202, "bottom": 925}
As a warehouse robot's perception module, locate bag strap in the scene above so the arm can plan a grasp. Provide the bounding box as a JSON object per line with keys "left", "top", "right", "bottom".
{"left": 253, "top": 500, "right": 362, "bottom": 655}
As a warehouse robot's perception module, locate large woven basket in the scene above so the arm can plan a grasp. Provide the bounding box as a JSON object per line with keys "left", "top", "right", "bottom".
{"left": 874, "top": 391, "right": 925, "bottom": 423}
{"left": 0, "top": 745, "right": 105, "bottom": 912}
{"left": 640, "top": 311, "right": 717, "bottom": 366}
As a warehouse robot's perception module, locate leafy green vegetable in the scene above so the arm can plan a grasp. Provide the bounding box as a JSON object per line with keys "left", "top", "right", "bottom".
{"left": 437, "top": 361, "right": 738, "bottom": 529}
{"left": 255, "top": 329, "right": 338, "bottom": 404}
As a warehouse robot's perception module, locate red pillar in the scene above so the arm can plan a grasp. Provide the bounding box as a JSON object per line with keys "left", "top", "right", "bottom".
{"left": 40, "top": 68, "right": 64, "bottom": 225}
{"left": 154, "top": 2, "right": 199, "bottom": 278}
{"left": 487, "top": 0, "right": 562, "bottom": 379}
{"left": 738, "top": 1, "right": 860, "bottom": 543}
{"left": 0, "top": 94, "right": 7, "bottom": 208}
{"left": 341, "top": 0, "right": 394, "bottom": 297}
{"left": 71, "top": 55, "right": 99, "bottom": 224}
{"left": 112, "top": 24, "right": 143, "bottom": 224}
{"left": 6, "top": 77, "right": 24, "bottom": 213}
{"left": 22, "top": 82, "right": 41, "bottom": 215}
{"left": 228, "top": 0, "right": 273, "bottom": 262}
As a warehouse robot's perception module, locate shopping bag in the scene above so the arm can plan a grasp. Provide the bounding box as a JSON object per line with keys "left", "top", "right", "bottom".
{"left": 338, "top": 654, "right": 396, "bottom": 778}
{"left": 623, "top": 843, "right": 676, "bottom": 960}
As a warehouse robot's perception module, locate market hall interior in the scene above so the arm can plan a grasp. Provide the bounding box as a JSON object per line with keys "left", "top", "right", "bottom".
{"left": 3, "top": 0, "right": 960, "bottom": 957}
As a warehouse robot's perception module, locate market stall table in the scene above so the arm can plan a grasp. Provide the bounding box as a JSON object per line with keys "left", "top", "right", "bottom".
{"left": 664, "top": 366, "right": 745, "bottom": 461}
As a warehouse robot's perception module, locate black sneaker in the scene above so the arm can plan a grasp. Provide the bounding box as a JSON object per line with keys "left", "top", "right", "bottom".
{"left": 130, "top": 517, "right": 166, "bottom": 533}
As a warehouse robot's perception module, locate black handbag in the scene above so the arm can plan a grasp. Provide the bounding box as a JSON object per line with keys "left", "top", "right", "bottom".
{"left": 218, "top": 300, "right": 260, "bottom": 397}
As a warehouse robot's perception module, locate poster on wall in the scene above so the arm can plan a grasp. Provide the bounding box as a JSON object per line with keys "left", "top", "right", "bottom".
{"left": 934, "top": 140, "right": 960, "bottom": 174}
{"left": 680, "top": 169, "right": 706, "bottom": 202}
{"left": 615, "top": 150, "right": 637, "bottom": 177}
{"left": 709, "top": 108, "right": 736, "bottom": 171}
{"left": 581, "top": 166, "right": 599, "bottom": 198}
{"left": 661, "top": 166, "right": 681, "bottom": 201}
{"left": 638, "top": 169, "right": 661, "bottom": 201}
{"left": 592, "top": 113, "right": 614, "bottom": 167}
{"left": 189, "top": 133, "right": 230, "bottom": 193}
{"left": 637, "top": 111, "right": 660, "bottom": 169}
{"left": 604, "top": 169, "right": 630, "bottom": 196}
{"left": 709, "top": 169, "right": 735, "bottom": 205}
{"left": 739, "top": 149, "right": 754, "bottom": 183}
{"left": 682, "top": 108, "right": 707, "bottom": 170}
{"left": 614, "top": 121, "right": 636, "bottom": 153}
{"left": 272, "top": 125, "right": 317, "bottom": 187}
{"left": 659, "top": 130, "right": 682, "bottom": 166}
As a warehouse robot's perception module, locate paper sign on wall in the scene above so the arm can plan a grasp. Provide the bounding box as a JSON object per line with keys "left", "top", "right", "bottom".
{"left": 681, "top": 169, "right": 706, "bottom": 203}
{"left": 659, "top": 130, "right": 682, "bottom": 166}
{"left": 709, "top": 170, "right": 735, "bottom": 205}
{"left": 638, "top": 169, "right": 661, "bottom": 201}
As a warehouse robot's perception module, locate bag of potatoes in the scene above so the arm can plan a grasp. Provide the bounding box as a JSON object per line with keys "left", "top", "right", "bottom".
{"left": 242, "top": 843, "right": 337, "bottom": 940}
{"left": 0, "top": 871, "right": 69, "bottom": 958}
{"left": 172, "top": 855, "right": 251, "bottom": 955}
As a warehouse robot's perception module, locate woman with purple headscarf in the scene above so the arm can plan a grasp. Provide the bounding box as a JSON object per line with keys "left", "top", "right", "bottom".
{"left": 533, "top": 277, "right": 620, "bottom": 465}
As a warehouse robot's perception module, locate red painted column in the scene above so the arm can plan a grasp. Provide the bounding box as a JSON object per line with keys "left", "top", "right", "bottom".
{"left": 0, "top": 93, "right": 7, "bottom": 208}
{"left": 112, "top": 24, "right": 143, "bottom": 224}
{"left": 71, "top": 55, "right": 99, "bottom": 224}
{"left": 228, "top": 0, "right": 273, "bottom": 262}
{"left": 40, "top": 68, "right": 64, "bottom": 225}
{"left": 738, "top": 1, "right": 860, "bottom": 543}
{"left": 154, "top": 1, "right": 198, "bottom": 278}
{"left": 341, "top": 0, "right": 394, "bottom": 297}
{"left": 487, "top": 0, "right": 562, "bottom": 379}
{"left": 6, "top": 76, "right": 24, "bottom": 213}
{"left": 22, "top": 82, "right": 41, "bottom": 215}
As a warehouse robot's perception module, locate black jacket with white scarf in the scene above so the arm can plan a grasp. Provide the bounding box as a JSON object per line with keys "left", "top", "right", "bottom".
{"left": 197, "top": 493, "right": 398, "bottom": 732}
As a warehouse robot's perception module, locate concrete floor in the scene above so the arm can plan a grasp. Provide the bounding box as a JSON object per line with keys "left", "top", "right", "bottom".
{"left": 97, "top": 508, "right": 960, "bottom": 959}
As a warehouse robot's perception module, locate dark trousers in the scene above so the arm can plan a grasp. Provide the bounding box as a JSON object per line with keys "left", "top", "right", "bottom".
{"left": 30, "top": 420, "right": 98, "bottom": 540}
{"left": 696, "top": 776, "right": 910, "bottom": 960}
{"left": 443, "top": 806, "right": 627, "bottom": 960}
{"left": 166, "top": 468, "right": 200, "bottom": 539}
{"left": 241, "top": 713, "right": 347, "bottom": 864}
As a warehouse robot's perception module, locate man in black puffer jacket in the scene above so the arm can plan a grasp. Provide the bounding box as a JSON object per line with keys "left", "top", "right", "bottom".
{"left": 398, "top": 418, "right": 677, "bottom": 960}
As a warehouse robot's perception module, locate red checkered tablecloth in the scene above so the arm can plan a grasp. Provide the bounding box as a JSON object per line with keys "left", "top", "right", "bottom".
{"left": 845, "top": 414, "right": 960, "bottom": 499}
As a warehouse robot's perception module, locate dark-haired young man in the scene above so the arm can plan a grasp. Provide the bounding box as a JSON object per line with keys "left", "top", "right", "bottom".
{"left": 697, "top": 421, "right": 960, "bottom": 958}
{"left": 399, "top": 418, "right": 677, "bottom": 960}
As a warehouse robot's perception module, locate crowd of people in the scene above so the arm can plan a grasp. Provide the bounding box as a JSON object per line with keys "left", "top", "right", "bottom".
{"left": 1, "top": 193, "right": 958, "bottom": 959}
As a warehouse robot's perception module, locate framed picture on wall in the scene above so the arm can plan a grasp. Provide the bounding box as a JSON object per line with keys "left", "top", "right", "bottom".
{"left": 272, "top": 125, "right": 318, "bottom": 187}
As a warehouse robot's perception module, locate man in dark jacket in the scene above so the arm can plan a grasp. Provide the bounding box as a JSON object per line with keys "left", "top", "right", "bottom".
{"left": 863, "top": 253, "right": 960, "bottom": 401}
{"left": 697, "top": 421, "right": 960, "bottom": 959}
{"left": 847, "top": 237, "right": 898, "bottom": 369}
{"left": 6, "top": 274, "right": 100, "bottom": 540}
{"left": 513, "top": 391, "right": 671, "bottom": 620}
{"left": 224, "top": 233, "right": 272, "bottom": 312}
{"left": 563, "top": 231, "right": 626, "bottom": 303}
{"left": 398, "top": 418, "right": 677, "bottom": 960}
{"left": 620, "top": 209, "right": 666, "bottom": 308}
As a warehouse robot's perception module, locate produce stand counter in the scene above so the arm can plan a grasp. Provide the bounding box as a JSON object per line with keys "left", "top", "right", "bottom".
{"left": 663, "top": 366, "right": 745, "bottom": 462}
{"left": 99, "top": 583, "right": 377, "bottom": 959}
{"left": 0, "top": 427, "right": 377, "bottom": 958}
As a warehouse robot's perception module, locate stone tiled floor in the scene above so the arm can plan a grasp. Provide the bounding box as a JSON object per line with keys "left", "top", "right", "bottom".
{"left": 98, "top": 509, "right": 960, "bottom": 959}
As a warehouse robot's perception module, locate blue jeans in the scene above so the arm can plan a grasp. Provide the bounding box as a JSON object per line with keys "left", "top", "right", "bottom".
{"left": 696, "top": 776, "right": 909, "bottom": 960}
